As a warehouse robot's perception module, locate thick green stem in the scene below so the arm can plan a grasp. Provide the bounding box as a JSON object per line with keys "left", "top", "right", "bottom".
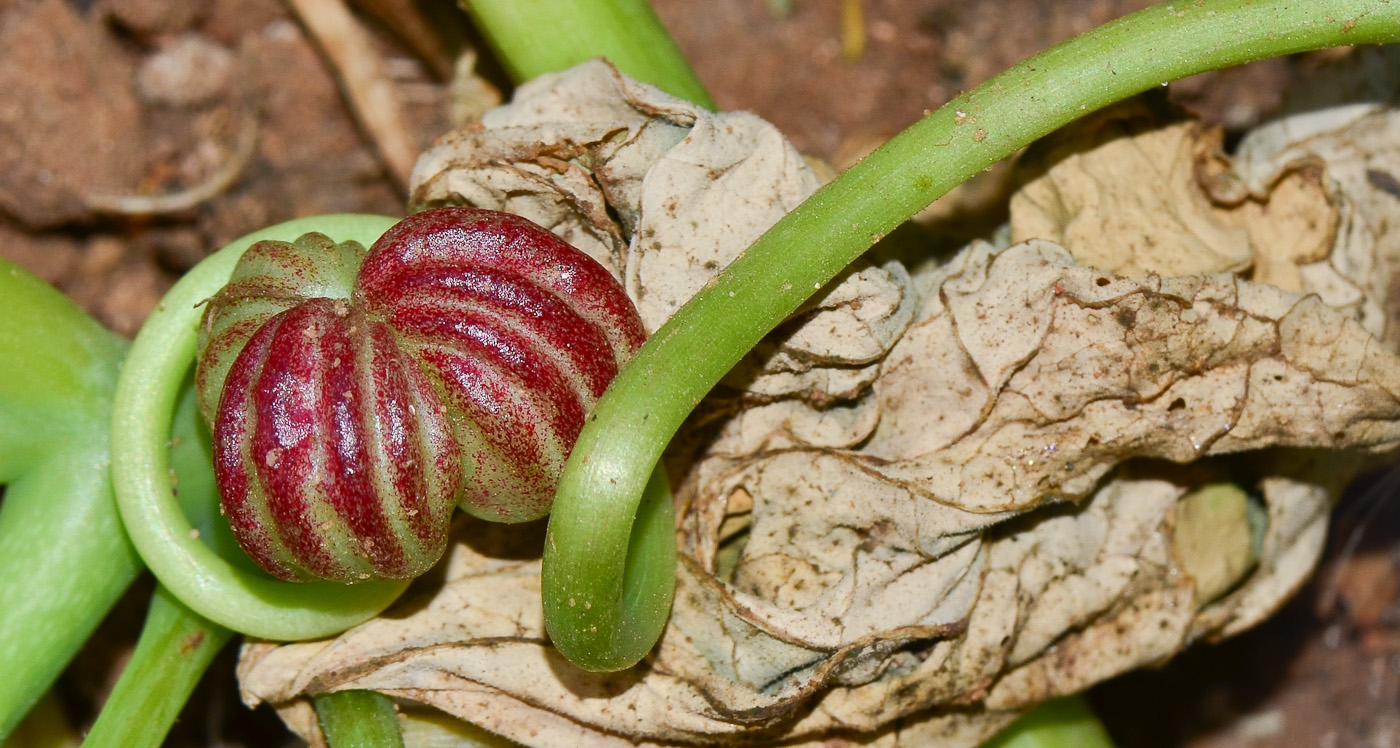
{"left": 80, "top": 378, "right": 262, "bottom": 748}
{"left": 315, "top": 691, "right": 406, "bottom": 748}
{"left": 541, "top": 0, "right": 1400, "bottom": 669}
{"left": 80, "top": 587, "right": 232, "bottom": 748}
{"left": 0, "top": 262, "right": 128, "bottom": 452}
{"left": 0, "top": 260, "right": 135, "bottom": 738}
{"left": 0, "top": 448, "right": 137, "bottom": 740}
{"left": 461, "top": 0, "right": 715, "bottom": 109}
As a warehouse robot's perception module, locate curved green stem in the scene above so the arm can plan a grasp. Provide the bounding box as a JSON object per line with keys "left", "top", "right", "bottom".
{"left": 455, "top": 0, "right": 693, "bottom": 673}
{"left": 461, "top": 0, "right": 715, "bottom": 109}
{"left": 542, "top": 0, "right": 1400, "bottom": 669}
{"left": 110, "top": 214, "right": 411, "bottom": 641}
{"left": 543, "top": 466, "right": 675, "bottom": 671}
{"left": 315, "top": 690, "right": 406, "bottom": 748}
{"left": 81, "top": 377, "right": 263, "bottom": 747}
{"left": 0, "top": 260, "right": 134, "bottom": 738}
{"left": 80, "top": 586, "right": 232, "bottom": 748}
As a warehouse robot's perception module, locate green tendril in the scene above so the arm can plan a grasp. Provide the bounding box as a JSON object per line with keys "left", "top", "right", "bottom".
{"left": 541, "top": 0, "right": 1400, "bottom": 669}
{"left": 110, "top": 214, "right": 410, "bottom": 641}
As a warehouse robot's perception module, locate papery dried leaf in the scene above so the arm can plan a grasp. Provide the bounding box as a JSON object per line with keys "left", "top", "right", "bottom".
{"left": 1220, "top": 52, "right": 1400, "bottom": 345}
{"left": 1009, "top": 105, "right": 1254, "bottom": 279}
{"left": 1013, "top": 66, "right": 1400, "bottom": 348}
{"left": 241, "top": 237, "right": 1400, "bottom": 747}
{"left": 240, "top": 62, "right": 1400, "bottom": 748}
{"left": 859, "top": 241, "right": 1400, "bottom": 513}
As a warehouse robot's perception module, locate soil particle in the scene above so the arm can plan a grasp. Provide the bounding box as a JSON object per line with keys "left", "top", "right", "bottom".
{"left": 0, "top": 220, "right": 81, "bottom": 285}
{"left": 64, "top": 236, "right": 172, "bottom": 336}
{"left": 135, "top": 33, "right": 236, "bottom": 108}
{"left": 199, "top": 0, "right": 284, "bottom": 45}
{"left": 1167, "top": 59, "right": 1295, "bottom": 131}
{"left": 235, "top": 18, "right": 403, "bottom": 217}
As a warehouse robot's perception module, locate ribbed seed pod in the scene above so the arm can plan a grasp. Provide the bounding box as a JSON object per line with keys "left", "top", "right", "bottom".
{"left": 196, "top": 208, "right": 646, "bottom": 582}
{"left": 356, "top": 208, "right": 647, "bottom": 523}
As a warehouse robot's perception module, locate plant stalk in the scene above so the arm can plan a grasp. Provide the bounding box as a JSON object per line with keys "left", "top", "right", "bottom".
{"left": 79, "top": 587, "right": 232, "bottom": 748}
{"left": 460, "top": 0, "right": 715, "bottom": 109}
{"left": 983, "top": 697, "right": 1119, "bottom": 748}
{"left": 541, "top": 0, "right": 1400, "bottom": 669}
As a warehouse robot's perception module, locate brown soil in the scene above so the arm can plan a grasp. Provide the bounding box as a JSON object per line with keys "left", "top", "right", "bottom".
{"left": 0, "top": 0, "right": 1394, "bottom": 746}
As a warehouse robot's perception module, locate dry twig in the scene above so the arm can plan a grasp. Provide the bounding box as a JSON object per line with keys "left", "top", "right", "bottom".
{"left": 287, "top": 0, "right": 419, "bottom": 191}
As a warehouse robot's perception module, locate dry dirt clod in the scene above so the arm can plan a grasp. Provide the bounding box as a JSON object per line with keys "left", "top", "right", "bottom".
{"left": 0, "top": 0, "right": 144, "bottom": 228}
{"left": 135, "top": 33, "right": 236, "bottom": 108}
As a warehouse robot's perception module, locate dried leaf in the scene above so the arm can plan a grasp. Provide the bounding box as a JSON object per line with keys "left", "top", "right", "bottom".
{"left": 240, "top": 62, "right": 1400, "bottom": 748}
{"left": 1009, "top": 105, "right": 1254, "bottom": 279}
{"left": 1218, "top": 49, "right": 1400, "bottom": 346}
{"left": 410, "top": 61, "right": 900, "bottom": 403}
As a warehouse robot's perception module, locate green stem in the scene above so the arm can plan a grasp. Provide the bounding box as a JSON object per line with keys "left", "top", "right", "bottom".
{"left": 79, "top": 587, "right": 232, "bottom": 748}
{"left": 981, "top": 697, "right": 1118, "bottom": 748}
{"left": 458, "top": 0, "right": 697, "bottom": 671}
{"left": 541, "top": 0, "right": 1400, "bottom": 669}
{"left": 0, "top": 260, "right": 135, "bottom": 739}
{"left": 79, "top": 373, "right": 262, "bottom": 748}
{"left": 0, "top": 449, "right": 137, "bottom": 741}
{"left": 110, "top": 214, "right": 411, "bottom": 641}
{"left": 461, "top": 0, "right": 715, "bottom": 109}
{"left": 315, "top": 691, "right": 406, "bottom": 748}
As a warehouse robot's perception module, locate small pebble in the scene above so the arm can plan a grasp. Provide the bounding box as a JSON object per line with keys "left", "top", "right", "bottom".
{"left": 136, "top": 33, "right": 234, "bottom": 108}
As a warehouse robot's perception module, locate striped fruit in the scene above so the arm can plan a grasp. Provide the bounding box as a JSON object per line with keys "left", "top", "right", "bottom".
{"left": 196, "top": 208, "right": 646, "bottom": 582}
